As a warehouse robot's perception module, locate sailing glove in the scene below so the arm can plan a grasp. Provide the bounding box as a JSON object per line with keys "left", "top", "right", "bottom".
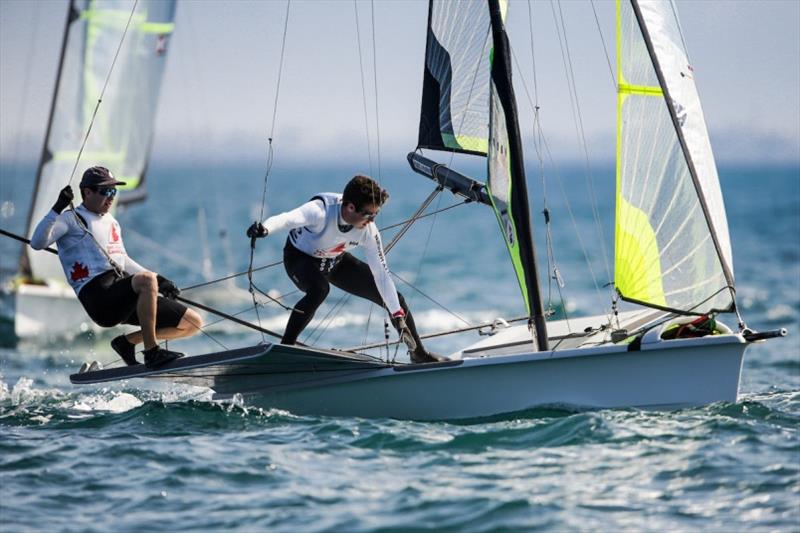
{"left": 156, "top": 275, "right": 180, "bottom": 300}
{"left": 52, "top": 185, "right": 74, "bottom": 214}
{"left": 247, "top": 222, "right": 269, "bottom": 239}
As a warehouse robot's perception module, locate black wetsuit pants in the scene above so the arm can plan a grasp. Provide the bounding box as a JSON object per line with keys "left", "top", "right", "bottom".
{"left": 282, "top": 241, "right": 425, "bottom": 352}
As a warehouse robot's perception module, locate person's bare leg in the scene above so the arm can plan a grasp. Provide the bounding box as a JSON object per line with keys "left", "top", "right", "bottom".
{"left": 124, "top": 308, "right": 202, "bottom": 345}
{"left": 129, "top": 272, "right": 158, "bottom": 350}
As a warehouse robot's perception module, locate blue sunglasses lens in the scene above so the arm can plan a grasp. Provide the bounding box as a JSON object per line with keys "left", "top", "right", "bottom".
{"left": 96, "top": 187, "right": 117, "bottom": 198}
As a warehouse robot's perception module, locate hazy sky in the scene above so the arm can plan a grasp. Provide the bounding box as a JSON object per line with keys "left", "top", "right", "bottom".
{"left": 1, "top": 0, "right": 798, "bottom": 167}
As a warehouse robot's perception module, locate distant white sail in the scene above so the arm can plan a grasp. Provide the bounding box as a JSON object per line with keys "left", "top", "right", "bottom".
{"left": 22, "top": 0, "right": 175, "bottom": 283}
{"left": 614, "top": 0, "right": 735, "bottom": 314}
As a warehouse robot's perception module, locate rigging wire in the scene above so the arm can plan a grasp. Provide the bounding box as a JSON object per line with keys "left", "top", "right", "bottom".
{"left": 548, "top": 0, "right": 614, "bottom": 298}
{"left": 178, "top": 201, "right": 471, "bottom": 293}
{"left": 668, "top": 0, "right": 693, "bottom": 66}
{"left": 589, "top": 0, "right": 617, "bottom": 90}
{"left": 353, "top": 0, "right": 379, "bottom": 351}
{"left": 55, "top": 0, "right": 139, "bottom": 280}
{"left": 300, "top": 200, "right": 472, "bottom": 348}
{"left": 511, "top": 50, "right": 610, "bottom": 318}
{"left": 249, "top": 0, "right": 292, "bottom": 342}
{"left": 391, "top": 271, "right": 470, "bottom": 327}
{"left": 369, "top": 0, "right": 382, "bottom": 181}
{"left": 405, "top": 25, "right": 493, "bottom": 325}
{"left": 353, "top": 0, "right": 374, "bottom": 176}
{"left": 257, "top": 0, "right": 291, "bottom": 224}
{"left": 64, "top": 0, "right": 138, "bottom": 191}
{"left": 525, "top": 0, "right": 570, "bottom": 326}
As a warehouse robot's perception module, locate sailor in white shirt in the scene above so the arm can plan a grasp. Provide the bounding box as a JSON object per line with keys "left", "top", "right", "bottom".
{"left": 247, "top": 175, "right": 442, "bottom": 363}
{"left": 30, "top": 166, "right": 203, "bottom": 368}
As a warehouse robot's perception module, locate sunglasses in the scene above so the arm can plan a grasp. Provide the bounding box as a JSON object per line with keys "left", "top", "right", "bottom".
{"left": 91, "top": 187, "right": 118, "bottom": 198}
{"left": 357, "top": 208, "right": 379, "bottom": 221}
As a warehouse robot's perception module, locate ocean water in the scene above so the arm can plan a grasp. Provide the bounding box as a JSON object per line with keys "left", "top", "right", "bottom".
{"left": 1, "top": 161, "right": 798, "bottom": 531}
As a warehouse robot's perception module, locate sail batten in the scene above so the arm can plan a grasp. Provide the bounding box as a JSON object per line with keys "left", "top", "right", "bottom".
{"left": 614, "top": 0, "right": 735, "bottom": 315}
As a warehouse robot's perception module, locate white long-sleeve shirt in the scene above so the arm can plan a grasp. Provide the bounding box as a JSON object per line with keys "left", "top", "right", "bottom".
{"left": 263, "top": 193, "right": 402, "bottom": 315}
{"left": 30, "top": 205, "right": 146, "bottom": 294}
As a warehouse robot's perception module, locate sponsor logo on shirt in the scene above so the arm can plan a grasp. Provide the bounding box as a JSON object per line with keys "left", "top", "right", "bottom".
{"left": 374, "top": 234, "right": 389, "bottom": 272}
{"left": 315, "top": 241, "right": 360, "bottom": 257}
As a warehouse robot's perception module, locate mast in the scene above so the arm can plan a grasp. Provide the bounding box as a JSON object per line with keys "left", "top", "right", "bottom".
{"left": 487, "top": 0, "right": 548, "bottom": 350}
{"left": 18, "top": 0, "right": 78, "bottom": 279}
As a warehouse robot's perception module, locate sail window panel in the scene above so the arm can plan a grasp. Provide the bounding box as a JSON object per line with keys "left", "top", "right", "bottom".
{"left": 418, "top": 0, "right": 492, "bottom": 155}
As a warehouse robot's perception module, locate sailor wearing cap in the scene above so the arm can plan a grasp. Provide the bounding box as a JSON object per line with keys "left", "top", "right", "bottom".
{"left": 30, "top": 166, "right": 202, "bottom": 368}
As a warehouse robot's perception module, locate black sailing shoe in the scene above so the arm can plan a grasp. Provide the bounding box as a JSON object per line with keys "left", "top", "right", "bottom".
{"left": 143, "top": 347, "right": 184, "bottom": 369}
{"left": 111, "top": 335, "right": 140, "bottom": 366}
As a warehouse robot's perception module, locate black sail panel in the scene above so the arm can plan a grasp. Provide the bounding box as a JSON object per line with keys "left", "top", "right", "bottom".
{"left": 417, "top": 1, "right": 492, "bottom": 156}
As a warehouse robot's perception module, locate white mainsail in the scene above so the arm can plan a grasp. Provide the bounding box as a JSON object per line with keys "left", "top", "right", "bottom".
{"left": 615, "top": 0, "right": 735, "bottom": 315}
{"left": 22, "top": 0, "right": 175, "bottom": 283}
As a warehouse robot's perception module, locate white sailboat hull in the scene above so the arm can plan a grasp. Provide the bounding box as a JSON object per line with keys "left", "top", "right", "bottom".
{"left": 14, "top": 283, "right": 97, "bottom": 338}
{"left": 70, "top": 311, "right": 748, "bottom": 420}
{"left": 234, "top": 335, "right": 746, "bottom": 420}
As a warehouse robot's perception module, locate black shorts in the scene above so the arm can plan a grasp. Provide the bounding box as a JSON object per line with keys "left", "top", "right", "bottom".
{"left": 78, "top": 270, "right": 187, "bottom": 329}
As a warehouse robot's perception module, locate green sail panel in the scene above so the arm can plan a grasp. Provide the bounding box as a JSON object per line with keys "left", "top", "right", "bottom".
{"left": 22, "top": 0, "right": 175, "bottom": 282}
{"left": 614, "top": 0, "right": 735, "bottom": 315}
{"left": 417, "top": 0, "right": 493, "bottom": 155}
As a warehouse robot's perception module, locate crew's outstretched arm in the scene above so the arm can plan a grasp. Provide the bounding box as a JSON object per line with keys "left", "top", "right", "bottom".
{"left": 362, "top": 226, "right": 402, "bottom": 316}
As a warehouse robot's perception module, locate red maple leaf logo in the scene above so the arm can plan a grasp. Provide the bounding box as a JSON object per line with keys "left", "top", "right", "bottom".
{"left": 70, "top": 262, "right": 89, "bottom": 282}
{"left": 110, "top": 223, "right": 120, "bottom": 243}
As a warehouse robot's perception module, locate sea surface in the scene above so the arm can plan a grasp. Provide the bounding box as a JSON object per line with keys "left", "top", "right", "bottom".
{"left": 1, "top": 161, "right": 798, "bottom": 531}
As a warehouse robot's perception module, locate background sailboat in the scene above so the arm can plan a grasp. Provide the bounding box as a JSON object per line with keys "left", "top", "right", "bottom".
{"left": 11, "top": 0, "right": 176, "bottom": 338}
